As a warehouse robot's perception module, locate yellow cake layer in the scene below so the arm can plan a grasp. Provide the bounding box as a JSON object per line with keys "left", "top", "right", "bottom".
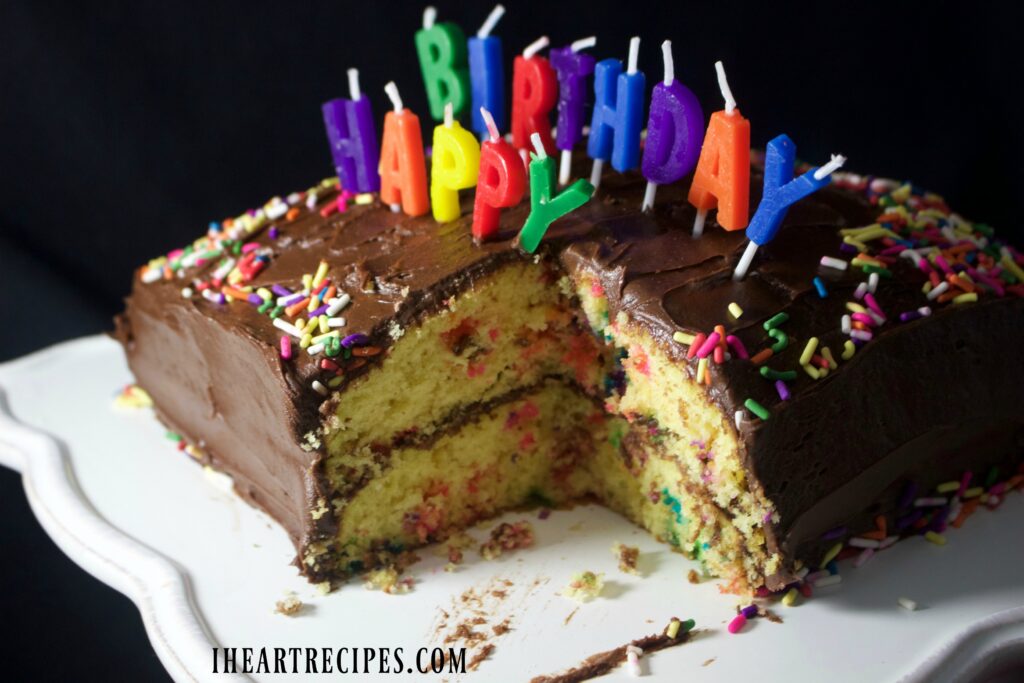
{"left": 320, "top": 262, "right": 609, "bottom": 491}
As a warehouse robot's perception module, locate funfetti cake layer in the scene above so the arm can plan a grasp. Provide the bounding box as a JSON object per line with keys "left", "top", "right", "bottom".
{"left": 115, "top": 161, "right": 1024, "bottom": 595}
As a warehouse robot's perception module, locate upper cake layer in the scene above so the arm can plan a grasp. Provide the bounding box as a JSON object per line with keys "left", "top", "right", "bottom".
{"left": 119, "top": 159, "right": 1024, "bottom": 582}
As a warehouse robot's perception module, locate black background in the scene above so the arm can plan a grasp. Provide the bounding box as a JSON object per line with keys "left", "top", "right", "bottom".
{"left": 1, "top": 2, "right": 1023, "bottom": 680}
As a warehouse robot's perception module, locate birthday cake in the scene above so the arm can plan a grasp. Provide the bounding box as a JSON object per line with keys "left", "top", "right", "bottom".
{"left": 114, "top": 14, "right": 1024, "bottom": 596}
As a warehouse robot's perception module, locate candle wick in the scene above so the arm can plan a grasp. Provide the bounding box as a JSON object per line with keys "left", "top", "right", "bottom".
{"left": 627, "top": 36, "right": 640, "bottom": 75}
{"left": 661, "top": 40, "right": 674, "bottom": 86}
{"left": 733, "top": 240, "right": 759, "bottom": 281}
{"left": 523, "top": 35, "right": 549, "bottom": 59}
{"left": 530, "top": 133, "right": 547, "bottom": 159}
{"left": 715, "top": 60, "right": 737, "bottom": 115}
{"left": 443, "top": 102, "right": 454, "bottom": 128}
{"left": 480, "top": 107, "right": 500, "bottom": 142}
{"left": 476, "top": 4, "right": 505, "bottom": 38}
{"left": 347, "top": 68, "right": 361, "bottom": 101}
{"left": 813, "top": 154, "right": 847, "bottom": 180}
{"left": 384, "top": 81, "right": 404, "bottom": 113}
{"left": 571, "top": 36, "right": 596, "bottom": 53}
{"left": 423, "top": 6, "right": 436, "bottom": 29}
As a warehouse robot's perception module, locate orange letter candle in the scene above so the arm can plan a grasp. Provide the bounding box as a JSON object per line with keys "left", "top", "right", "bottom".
{"left": 688, "top": 61, "right": 750, "bottom": 236}
{"left": 379, "top": 81, "right": 429, "bottom": 217}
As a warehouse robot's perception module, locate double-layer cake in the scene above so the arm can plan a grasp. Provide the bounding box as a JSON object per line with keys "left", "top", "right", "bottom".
{"left": 115, "top": 161, "right": 1024, "bottom": 594}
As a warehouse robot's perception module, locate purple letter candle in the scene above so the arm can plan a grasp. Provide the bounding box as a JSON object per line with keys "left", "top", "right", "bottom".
{"left": 550, "top": 36, "right": 596, "bottom": 185}
{"left": 321, "top": 68, "right": 381, "bottom": 194}
{"left": 640, "top": 41, "right": 704, "bottom": 211}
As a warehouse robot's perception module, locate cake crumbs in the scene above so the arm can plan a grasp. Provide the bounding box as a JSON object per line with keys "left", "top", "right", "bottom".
{"left": 564, "top": 607, "right": 580, "bottom": 625}
{"left": 611, "top": 543, "right": 640, "bottom": 574}
{"left": 687, "top": 569, "right": 701, "bottom": 584}
{"left": 703, "top": 657, "right": 716, "bottom": 667}
{"left": 562, "top": 571, "right": 605, "bottom": 602}
{"left": 363, "top": 566, "right": 414, "bottom": 594}
{"left": 274, "top": 593, "right": 303, "bottom": 616}
{"left": 492, "top": 618, "right": 511, "bottom": 636}
{"left": 480, "top": 521, "right": 535, "bottom": 560}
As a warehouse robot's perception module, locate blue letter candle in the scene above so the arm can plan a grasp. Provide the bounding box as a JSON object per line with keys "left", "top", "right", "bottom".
{"left": 321, "top": 69, "right": 381, "bottom": 194}
{"left": 640, "top": 41, "right": 704, "bottom": 211}
{"left": 586, "top": 37, "right": 645, "bottom": 189}
{"left": 468, "top": 5, "right": 506, "bottom": 138}
{"left": 732, "top": 134, "right": 846, "bottom": 280}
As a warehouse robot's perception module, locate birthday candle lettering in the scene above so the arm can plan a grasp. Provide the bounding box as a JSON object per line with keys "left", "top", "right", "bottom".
{"left": 587, "top": 37, "right": 645, "bottom": 189}
{"left": 378, "top": 82, "right": 430, "bottom": 216}
{"left": 468, "top": 5, "right": 506, "bottom": 138}
{"left": 414, "top": 7, "right": 471, "bottom": 120}
{"left": 472, "top": 107, "right": 527, "bottom": 241}
{"left": 518, "top": 133, "right": 594, "bottom": 253}
{"left": 550, "top": 36, "right": 596, "bottom": 185}
{"left": 688, "top": 61, "right": 750, "bottom": 235}
{"left": 431, "top": 103, "right": 481, "bottom": 222}
{"left": 321, "top": 68, "right": 381, "bottom": 194}
{"left": 511, "top": 36, "right": 558, "bottom": 156}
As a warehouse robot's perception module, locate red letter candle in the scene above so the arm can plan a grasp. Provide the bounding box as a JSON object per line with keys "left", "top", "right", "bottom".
{"left": 688, "top": 61, "right": 750, "bottom": 236}
{"left": 472, "top": 107, "right": 527, "bottom": 241}
{"left": 511, "top": 36, "right": 558, "bottom": 157}
{"left": 379, "top": 82, "right": 429, "bottom": 217}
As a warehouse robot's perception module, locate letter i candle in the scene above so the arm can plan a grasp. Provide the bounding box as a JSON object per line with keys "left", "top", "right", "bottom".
{"left": 550, "top": 36, "right": 597, "bottom": 186}
{"left": 688, "top": 61, "right": 751, "bottom": 237}
{"left": 468, "top": 5, "right": 507, "bottom": 139}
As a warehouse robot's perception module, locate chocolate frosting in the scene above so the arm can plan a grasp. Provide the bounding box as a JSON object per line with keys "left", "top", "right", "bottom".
{"left": 115, "top": 157, "right": 1024, "bottom": 586}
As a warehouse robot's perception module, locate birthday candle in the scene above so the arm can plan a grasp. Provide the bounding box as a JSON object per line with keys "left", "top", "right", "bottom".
{"left": 468, "top": 5, "right": 506, "bottom": 138}
{"left": 587, "top": 37, "right": 645, "bottom": 190}
{"left": 321, "top": 68, "right": 381, "bottom": 194}
{"left": 414, "top": 6, "right": 471, "bottom": 120}
{"left": 472, "top": 107, "right": 526, "bottom": 241}
{"left": 688, "top": 61, "right": 750, "bottom": 237}
{"left": 733, "top": 136, "right": 845, "bottom": 280}
{"left": 640, "top": 41, "right": 703, "bottom": 211}
{"left": 431, "top": 102, "right": 481, "bottom": 222}
{"left": 517, "top": 133, "right": 595, "bottom": 253}
{"left": 550, "top": 36, "right": 596, "bottom": 186}
{"left": 378, "top": 82, "right": 429, "bottom": 216}
{"left": 511, "top": 36, "right": 558, "bottom": 157}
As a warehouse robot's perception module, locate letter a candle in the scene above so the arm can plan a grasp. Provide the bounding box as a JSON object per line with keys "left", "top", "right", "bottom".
{"left": 587, "top": 37, "right": 645, "bottom": 190}
{"left": 379, "top": 82, "right": 429, "bottom": 217}
{"left": 640, "top": 41, "right": 703, "bottom": 211}
{"left": 732, "top": 136, "right": 846, "bottom": 280}
{"left": 431, "top": 102, "right": 481, "bottom": 222}
{"left": 511, "top": 36, "right": 558, "bottom": 157}
{"left": 472, "top": 107, "right": 526, "bottom": 241}
{"left": 688, "top": 61, "right": 750, "bottom": 237}
{"left": 415, "top": 7, "right": 471, "bottom": 121}
{"left": 517, "top": 133, "right": 595, "bottom": 253}
{"left": 321, "top": 68, "right": 381, "bottom": 194}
